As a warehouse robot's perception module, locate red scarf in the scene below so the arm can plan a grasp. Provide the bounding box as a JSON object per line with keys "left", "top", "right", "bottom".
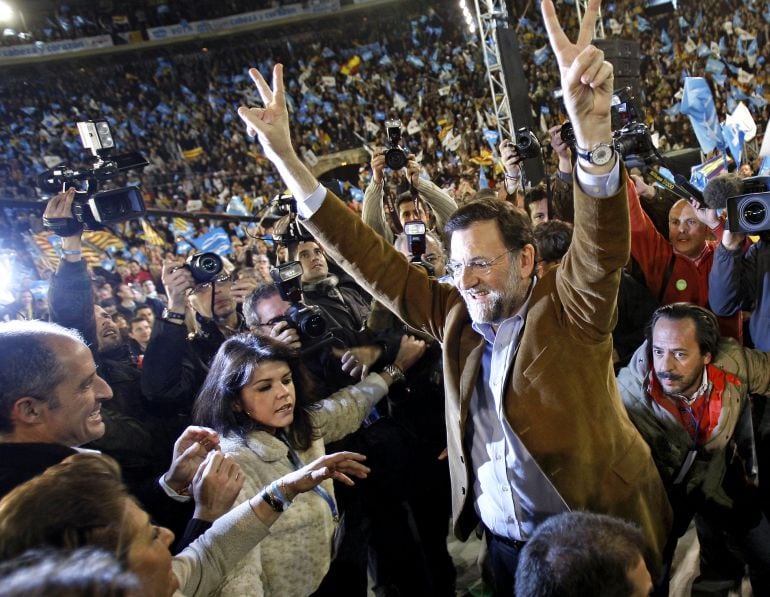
{"left": 648, "top": 364, "right": 740, "bottom": 446}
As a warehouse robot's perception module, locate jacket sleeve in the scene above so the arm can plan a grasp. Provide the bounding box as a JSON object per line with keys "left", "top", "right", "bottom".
{"left": 313, "top": 373, "right": 389, "bottom": 443}
{"left": 415, "top": 178, "right": 457, "bottom": 233}
{"left": 556, "top": 167, "right": 630, "bottom": 339}
{"left": 172, "top": 500, "right": 269, "bottom": 597}
{"left": 550, "top": 171, "right": 575, "bottom": 224}
{"left": 302, "top": 190, "right": 463, "bottom": 343}
{"left": 48, "top": 259, "right": 98, "bottom": 350}
{"left": 361, "top": 180, "right": 394, "bottom": 244}
{"left": 709, "top": 242, "right": 752, "bottom": 316}
{"left": 141, "top": 319, "right": 201, "bottom": 407}
{"left": 627, "top": 178, "right": 672, "bottom": 299}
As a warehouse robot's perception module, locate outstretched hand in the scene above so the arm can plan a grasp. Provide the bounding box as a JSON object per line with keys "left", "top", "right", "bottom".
{"left": 280, "top": 451, "right": 370, "bottom": 499}
{"left": 238, "top": 64, "right": 295, "bottom": 164}
{"left": 542, "top": 0, "right": 612, "bottom": 152}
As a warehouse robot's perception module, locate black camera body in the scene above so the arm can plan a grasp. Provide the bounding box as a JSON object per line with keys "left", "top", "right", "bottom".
{"left": 610, "top": 87, "right": 643, "bottom": 130}
{"left": 270, "top": 261, "right": 327, "bottom": 339}
{"left": 726, "top": 176, "right": 770, "bottom": 233}
{"left": 384, "top": 119, "right": 408, "bottom": 170}
{"left": 39, "top": 120, "right": 148, "bottom": 232}
{"left": 515, "top": 127, "right": 541, "bottom": 160}
{"left": 185, "top": 252, "right": 224, "bottom": 284}
{"left": 613, "top": 123, "right": 657, "bottom": 165}
{"left": 559, "top": 121, "right": 576, "bottom": 148}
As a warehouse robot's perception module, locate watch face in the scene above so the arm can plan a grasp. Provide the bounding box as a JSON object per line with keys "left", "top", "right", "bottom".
{"left": 592, "top": 144, "right": 614, "bottom": 166}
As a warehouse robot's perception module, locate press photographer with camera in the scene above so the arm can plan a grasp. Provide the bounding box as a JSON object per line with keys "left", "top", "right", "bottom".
{"left": 361, "top": 120, "right": 457, "bottom": 248}
{"left": 140, "top": 252, "right": 258, "bottom": 411}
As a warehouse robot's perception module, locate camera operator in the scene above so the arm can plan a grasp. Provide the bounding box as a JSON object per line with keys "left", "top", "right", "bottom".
{"left": 140, "top": 255, "right": 257, "bottom": 412}
{"left": 362, "top": 149, "right": 457, "bottom": 246}
{"left": 45, "top": 189, "right": 186, "bottom": 485}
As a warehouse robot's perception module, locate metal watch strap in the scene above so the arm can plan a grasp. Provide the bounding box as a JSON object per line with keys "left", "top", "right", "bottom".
{"left": 382, "top": 364, "right": 405, "bottom": 384}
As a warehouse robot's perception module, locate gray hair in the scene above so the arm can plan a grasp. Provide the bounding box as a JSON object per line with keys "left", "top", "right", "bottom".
{"left": 0, "top": 321, "right": 85, "bottom": 434}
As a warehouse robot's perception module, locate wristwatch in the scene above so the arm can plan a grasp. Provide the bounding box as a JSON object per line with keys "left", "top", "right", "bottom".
{"left": 382, "top": 364, "right": 406, "bottom": 384}
{"left": 162, "top": 308, "right": 185, "bottom": 322}
{"left": 574, "top": 141, "right": 615, "bottom": 166}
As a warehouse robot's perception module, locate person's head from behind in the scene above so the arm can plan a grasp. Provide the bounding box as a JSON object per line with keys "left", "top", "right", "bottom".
{"left": 396, "top": 193, "right": 427, "bottom": 227}
{"left": 0, "top": 547, "right": 140, "bottom": 596}
{"left": 0, "top": 454, "right": 176, "bottom": 596}
{"left": 534, "top": 220, "right": 573, "bottom": 277}
{"left": 444, "top": 198, "right": 535, "bottom": 325}
{"left": 525, "top": 183, "right": 551, "bottom": 226}
{"left": 193, "top": 334, "right": 317, "bottom": 450}
{"left": 668, "top": 199, "right": 707, "bottom": 259}
{"left": 515, "top": 511, "right": 653, "bottom": 597}
{"left": 243, "top": 284, "right": 290, "bottom": 335}
{"left": 294, "top": 240, "right": 329, "bottom": 285}
{"left": 0, "top": 321, "right": 112, "bottom": 447}
{"left": 646, "top": 302, "right": 719, "bottom": 398}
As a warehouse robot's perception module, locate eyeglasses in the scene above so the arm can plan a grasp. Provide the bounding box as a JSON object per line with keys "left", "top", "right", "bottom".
{"left": 445, "top": 249, "right": 515, "bottom": 279}
{"left": 189, "top": 273, "right": 234, "bottom": 295}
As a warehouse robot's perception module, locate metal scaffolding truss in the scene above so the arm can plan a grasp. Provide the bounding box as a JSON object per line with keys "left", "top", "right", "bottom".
{"left": 473, "top": 0, "right": 516, "bottom": 142}
{"left": 576, "top": 0, "right": 605, "bottom": 39}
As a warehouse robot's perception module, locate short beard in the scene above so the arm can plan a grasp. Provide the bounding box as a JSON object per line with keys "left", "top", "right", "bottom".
{"left": 461, "top": 264, "right": 530, "bottom": 325}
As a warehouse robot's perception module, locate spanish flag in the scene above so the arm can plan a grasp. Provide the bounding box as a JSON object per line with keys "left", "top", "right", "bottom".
{"left": 182, "top": 146, "right": 204, "bottom": 160}
{"left": 340, "top": 55, "right": 362, "bottom": 76}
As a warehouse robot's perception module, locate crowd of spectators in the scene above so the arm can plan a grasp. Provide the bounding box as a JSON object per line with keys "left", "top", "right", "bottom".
{"left": 0, "top": 0, "right": 295, "bottom": 47}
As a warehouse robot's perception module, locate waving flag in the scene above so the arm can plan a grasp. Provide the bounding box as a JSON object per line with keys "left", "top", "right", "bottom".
{"left": 721, "top": 121, "right": 745, "bottom": 166}
{"left": 194, "top": 227, "right": 232, "bottom": 256}
{"left": 680, "top": 77, "right": 725, "bottom": 154}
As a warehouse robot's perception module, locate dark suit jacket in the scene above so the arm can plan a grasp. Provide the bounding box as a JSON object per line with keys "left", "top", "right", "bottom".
{"left": 303, "top": 170, "right": 672, "bottom": 567}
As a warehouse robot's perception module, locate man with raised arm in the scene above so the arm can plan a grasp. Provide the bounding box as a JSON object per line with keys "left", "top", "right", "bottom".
{"left": 236, "top": 1, "right": 671, "bottom": 593}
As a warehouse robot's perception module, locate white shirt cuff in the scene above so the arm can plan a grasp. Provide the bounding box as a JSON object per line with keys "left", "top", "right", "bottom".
{"left": 296, "top": 183, "right": 327, "bottom": 219}
{"left": 575, "top": 157, "right": 621, "bottom": 198}
{"left": 159, "top": 475, "right": 192, "bottom": 503}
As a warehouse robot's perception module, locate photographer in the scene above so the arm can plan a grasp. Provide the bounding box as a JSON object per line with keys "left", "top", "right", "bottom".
{"left": 362, "top": 149, "right": 456, "bottom": 246}
{"left": 140, "top": 256, "right": 257, "bottom": 412}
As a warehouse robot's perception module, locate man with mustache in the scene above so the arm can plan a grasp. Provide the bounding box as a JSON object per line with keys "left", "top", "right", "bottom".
{"left": 617, "top": 302, "right": 770, "bottom": 594}
{"left": 235, "top": 1, "right": 670, "bottom": 594}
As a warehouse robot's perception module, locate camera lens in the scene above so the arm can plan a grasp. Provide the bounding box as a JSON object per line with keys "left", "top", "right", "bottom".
{"left": 742, "top": 201, "right": 767, "bottom": 227}
{"left": 199, "top": 255, "right": 220, "bottom": 273}
{"left": 300, "top": 313, "right": 327, "bottom": 337}
{"left": 385, "top": 148, "right": 408, "bottom": 170}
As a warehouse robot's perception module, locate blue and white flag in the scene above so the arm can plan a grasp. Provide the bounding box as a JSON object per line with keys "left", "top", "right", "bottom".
{"left": 226, "top": 196, "right": 250, "bottom": 216}
{"left": 697, "top": 43, "right": 711, "bottom": 58}
{"left": 721, "top": 121, "right": 745, "bottom": 165}
{"left": 533, "top": 45, "right": 550, "bottom": 66}
{"left": 680, "top": 77, "right": 725, "bottom": 154}
{"left": 705, "top": 58, "right": 725, "bottom": 75}
{"left": 194, "top": 227, "right": 232, "bottom": 256}
{"left": 758, "top": 156, "right": 770, "bottom": 176}
{"left": 660, "top": 29, "right": 672, "bottom": 54}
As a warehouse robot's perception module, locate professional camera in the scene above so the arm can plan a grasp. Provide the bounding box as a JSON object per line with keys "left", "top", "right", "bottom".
{"left": 613, "top": 123, "right": 658, "bottom": 165}
{"left": 559, "top": 121, "right": 576, "bottom": 148}
{"left": 270, "top": 194, "right": 314, "bottom": 246}
{"left": 610, "top": 87, "right": 643, "bottom": 131}
{"left": 185, "top": 252, "right": 224, "bottom": 284}
{"left": 514, "top": 127, "right": 541, "bottom": 160}
{"left": 384, "top": 119, "right": 408, "bottom": 170}
{"left": 726, "top": 176, "right": 770, "bottom": 233}
{"left": 270, "top": 261, "right": 328, "bottom": 339}
{"left": 403, "top": 220, "right": 435, "bottom": 277}
{"left": 607, "top": 88, "right": 660, "bottom": 167}
{"left": 39, "top": 120, "right": 148, "bottom": 234}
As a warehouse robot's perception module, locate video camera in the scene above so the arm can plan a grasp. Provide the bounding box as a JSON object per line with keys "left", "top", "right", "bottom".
{"left": 384, "top": 119, "right": 408, "bottom": 170}
{"left": 610, "top": 88, "right": 659, "bottom": 167}
{"left": 726, "top": 176, "right": 770, "bottom": 233}
{"left": 270, "top": 261, "right": 328, "bottom": 340}
{"left": 403, "top": 220, "right": 435, "bottom": 277}
{"left": 40, "top": 120, "right": 148, "bottom": 234}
